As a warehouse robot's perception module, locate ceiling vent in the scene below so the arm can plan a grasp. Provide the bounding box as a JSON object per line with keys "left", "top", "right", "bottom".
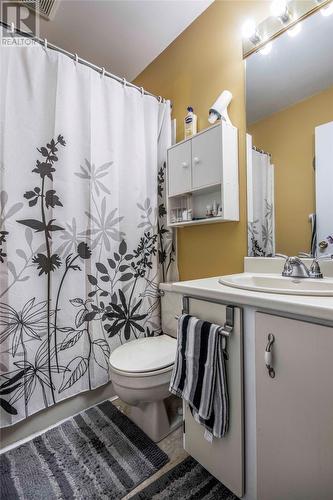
{"left": 20, "top": 0, "right": 60, "bottom": 21}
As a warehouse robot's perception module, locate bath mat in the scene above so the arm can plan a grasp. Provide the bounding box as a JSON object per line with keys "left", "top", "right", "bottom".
{"left": 132, "top": 456, "right": 239, "bottom": 499}
{"left": 0, "top": 400, "right": 168, "bottom": 500}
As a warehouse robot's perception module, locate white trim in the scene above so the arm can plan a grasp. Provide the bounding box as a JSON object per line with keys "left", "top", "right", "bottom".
{"left": 246, "top": 133, "right": 254, "bottom": 257}
{"left": 246, "top": 133, "right": 254, "bottom": 224}
{"left": 271, "top": 163, "right": 276, "bottom": 255}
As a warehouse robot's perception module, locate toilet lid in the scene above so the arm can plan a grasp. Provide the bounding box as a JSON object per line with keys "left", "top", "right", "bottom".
{"left": 109, "top": 335, "right": 177, "bottom": 373}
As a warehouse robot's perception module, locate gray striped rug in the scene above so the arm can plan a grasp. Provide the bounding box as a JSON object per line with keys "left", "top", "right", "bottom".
{"left": 0, "top": 400, "right": 168, "bottom": 500}
{"left": 132, "top": 456, "right": 239, "bottom": 499}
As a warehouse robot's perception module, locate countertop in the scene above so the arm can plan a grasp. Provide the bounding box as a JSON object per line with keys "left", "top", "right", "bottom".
{"left": 160, "top": 258, "right": 333, "bottom": 324}
{"left": 166, "top": 277, "right": 333, "bottom": 323}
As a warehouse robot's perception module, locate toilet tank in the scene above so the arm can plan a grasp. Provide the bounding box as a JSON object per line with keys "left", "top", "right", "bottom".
{"left": 160, "top": 284, "right": 182, "bottom": 338}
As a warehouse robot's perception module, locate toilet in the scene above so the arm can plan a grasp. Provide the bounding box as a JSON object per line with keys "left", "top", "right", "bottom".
{"left": 109, "top": 286, "right": 182, "bottom": 442}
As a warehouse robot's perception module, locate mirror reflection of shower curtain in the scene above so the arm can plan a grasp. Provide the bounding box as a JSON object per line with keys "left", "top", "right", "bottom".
{"left": 248, "top": 150, "right": 275, "bottom": 256}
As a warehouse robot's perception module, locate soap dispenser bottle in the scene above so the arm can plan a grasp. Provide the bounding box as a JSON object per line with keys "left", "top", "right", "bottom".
{"left": 184, "top": 106, "right": 197, "bottom": 139}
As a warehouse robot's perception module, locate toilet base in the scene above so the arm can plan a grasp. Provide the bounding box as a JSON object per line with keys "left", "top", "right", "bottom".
{"left": 130, "top": 400, "right": 171, "bottom": 442}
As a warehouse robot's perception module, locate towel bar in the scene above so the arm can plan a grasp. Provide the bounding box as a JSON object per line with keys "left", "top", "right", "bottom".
{"left": 174, "top": 296, "right": 234, "bottom": 338}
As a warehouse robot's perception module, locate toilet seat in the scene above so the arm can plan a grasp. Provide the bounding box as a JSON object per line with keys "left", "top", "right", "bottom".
{"left": 109, "top": 334, "right": 177, "bottom": 374}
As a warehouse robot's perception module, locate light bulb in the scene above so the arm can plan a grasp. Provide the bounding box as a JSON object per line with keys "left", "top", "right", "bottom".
{"left": 287, "top": 23, "right": 302, "bottom": 37}
{"left": 321, "top": 2, "right": 333, "bottom": 16}
{"left": 241, "top": 19, "right": 261, "bottom": 44}
{"left": 271, "top": 0, "right": 287, "bottom": 16}
{"left": 242, "top": 19, "right": 256, "bottom": 39}
{"left": 271, "top": 0, "right": 290, "bottom": 22}
{"left": 259, "top": 42, "right": 273, "bottom": 55}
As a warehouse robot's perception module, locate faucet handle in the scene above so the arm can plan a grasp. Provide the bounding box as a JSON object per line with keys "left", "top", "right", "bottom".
{"left": 282, "top": 256, "right": 293, "bottom": 276}
{"left": 309, "top": 258, "right": 323, "bottom": 279}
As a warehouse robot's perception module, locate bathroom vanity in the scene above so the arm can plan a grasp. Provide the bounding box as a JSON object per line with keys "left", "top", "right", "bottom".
{"left": 161, "top": 257, "right": 333, "bottom": 500}
{"left": 236, "top": 10, "right": 333, "bottom": 496}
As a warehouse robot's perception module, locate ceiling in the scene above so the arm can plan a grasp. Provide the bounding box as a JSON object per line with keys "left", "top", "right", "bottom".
{"left": 246, "top": 9, "right": 333, "bottom": 124}
{"left": 27, "top": 0, "right": 214, "bottom": 82}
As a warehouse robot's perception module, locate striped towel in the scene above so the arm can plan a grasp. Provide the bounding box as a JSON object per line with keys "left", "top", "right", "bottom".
{"left": 169, "top": 314, "right": 229, "bottom": 438}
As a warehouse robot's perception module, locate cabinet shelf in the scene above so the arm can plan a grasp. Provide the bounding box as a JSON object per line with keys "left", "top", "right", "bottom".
{"left": 166, "top": 121, "right": 239, "bottom": 226}
{"left": 168, "top": 216, "right": 229, "bottom": 228}
{"left": 168, "top": 182, "right": 221, "bottom": 198}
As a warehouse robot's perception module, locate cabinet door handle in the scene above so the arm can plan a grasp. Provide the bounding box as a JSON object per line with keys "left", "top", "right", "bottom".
{"left": 265, "top": 333, "right": 275, "bottom": 378}
{"left": 181, "top": 162, "right": 189, "bottom": 168}
{"left": 193, "top": 157, "right": 200, "bottom": 164}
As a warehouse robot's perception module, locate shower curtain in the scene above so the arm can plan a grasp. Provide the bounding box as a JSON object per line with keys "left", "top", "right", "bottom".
{"left": 0, "top": 41, "right": 176, "bottom": 427}
{"left": 248, "top": 149, "right": 275, "bottom": 256}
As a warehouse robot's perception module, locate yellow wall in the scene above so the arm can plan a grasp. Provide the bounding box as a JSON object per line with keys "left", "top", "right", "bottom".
{"left": 249, "top": 86, "right": 333, "bottom": 256}
{"left": 134, "top": 0, "right": 270, "bottom": 280}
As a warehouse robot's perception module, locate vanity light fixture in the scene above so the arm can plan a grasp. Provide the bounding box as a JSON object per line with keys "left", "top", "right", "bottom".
{"left": 259, "top": 42, "right": 273, "bottom": 55}
{"left": 271, "top": 0, "right": 291, "bottom": 23}
{"left": 287, "top": 23, "right": 302, "bottom": 37}
{"left": 243, "top": 0, "right": 333, "bottom": 57}
{"left": 242, "top": 19, "right": 261, "bottom": 44}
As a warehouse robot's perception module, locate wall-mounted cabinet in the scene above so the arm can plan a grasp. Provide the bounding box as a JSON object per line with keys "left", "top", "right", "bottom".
{"left": 167, "top": 121, "right": 239, "bottom": 227}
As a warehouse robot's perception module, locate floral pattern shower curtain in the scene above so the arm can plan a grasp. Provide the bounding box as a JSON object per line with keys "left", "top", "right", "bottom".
{"left": 0, "top": 42, "right": 176, "bottom": 427}
{"left": 248, "top": 149, "right": 275, "bottom": 256}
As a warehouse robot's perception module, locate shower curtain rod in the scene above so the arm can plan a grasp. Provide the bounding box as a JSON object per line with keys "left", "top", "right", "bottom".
{"left": 0, "top": 20, "right": 167, "bottom": 103}
{"left": 252, "top": 145, "right": 272, "bottom": 157}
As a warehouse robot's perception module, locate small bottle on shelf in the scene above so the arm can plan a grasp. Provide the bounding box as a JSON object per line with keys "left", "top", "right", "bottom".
{"left": 184, "top": 106, "right": 197, "bottom": 139}
{"left": 206, "top": 204, "right": 212, "bottom": 217}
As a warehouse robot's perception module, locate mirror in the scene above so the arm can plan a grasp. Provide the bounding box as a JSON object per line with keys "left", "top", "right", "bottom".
{"left": 246, "top": 9, "right": 333, "bottom": 258}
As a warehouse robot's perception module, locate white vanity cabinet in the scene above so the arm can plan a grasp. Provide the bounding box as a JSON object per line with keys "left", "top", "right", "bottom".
{"left": 182, "top": 299, "right": 244, "bottom": 498}
{"left": 167, "top": 121, "right": 239, "bottom": 226}
{"left": 255, "top": 313, "right": 333, "bottom": 500}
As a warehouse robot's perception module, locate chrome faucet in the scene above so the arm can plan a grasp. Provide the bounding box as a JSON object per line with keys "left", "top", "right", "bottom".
{"left": 281, "top": 256, "right": 323, "bottom": 279}
{"left": 308, "top": 259, "right": 323, "bottom": 279}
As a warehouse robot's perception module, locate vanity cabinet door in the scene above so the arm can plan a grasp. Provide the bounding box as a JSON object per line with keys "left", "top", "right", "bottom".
{"left": 167, "top": 140, "right": 191, "bottom": 196}
{"left": 191, "top": 124, "right": 222, "bottom": 190}
{"left": 255, "top": 313, "right": 333, "bottom": 500}
{"left": 183, "top": 300, "right": 243, "bottom": 498}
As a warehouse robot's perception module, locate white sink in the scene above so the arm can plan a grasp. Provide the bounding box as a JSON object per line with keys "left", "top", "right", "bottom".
{"left": 219, "top": 273, "right": 333, "bottom": 296}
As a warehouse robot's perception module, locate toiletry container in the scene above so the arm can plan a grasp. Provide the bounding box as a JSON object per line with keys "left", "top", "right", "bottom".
{"left": 184, "top": 106, "right": 197, "bottom": 139}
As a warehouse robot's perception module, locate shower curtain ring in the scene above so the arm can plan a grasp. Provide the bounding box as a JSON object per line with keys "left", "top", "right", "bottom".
{"left": 101, "top": 67, "right": 105, "bottom": 78}
{"left": 44, "top": 38, "right": 48, "bottom": 50}
{"left": 140, "top": 87, "right": 144, "bottom": 97}
{"left": 158, "top": 96, "right": 162, "bottom": 103}
{"left": 10, "top": 22, "right": 15, "bottom": 33}
{"left": 122, "top": 77, "right": 127, "bottom": 87}
{"left": 74, "top": 53, "right": 78, "bottom": 65}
